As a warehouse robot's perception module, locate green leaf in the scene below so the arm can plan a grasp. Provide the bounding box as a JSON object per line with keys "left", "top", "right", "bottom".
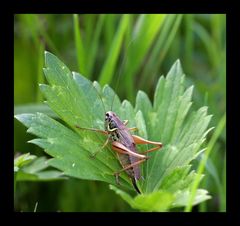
{"left": 173, "top": 189, "right": 211, "bottom": 208}
{"left": 185, "top": 113, "right": 225, "bottom": 211}
{"left": 14, "top": 155, "right": 66, "bottom": 181}
{"left": 137, "top": 60, "right": 212, "bottom": 194}
{"left": 16, "top": 169, "right": 65, "bottom": 181}
{"left": 15, "top": 52, "right": 212, "bottom": 211}
{"left": 14, "top": 153, "right": 36, "bottom": 169}
{"left": 14, "top": 103, "right": 58, "bottom": 118}
{"left": 109, "top": 185, "right": 174, "bottom": 212}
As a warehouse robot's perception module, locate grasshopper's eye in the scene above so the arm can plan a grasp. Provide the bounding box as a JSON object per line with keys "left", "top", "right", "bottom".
{"left": 105, "top": 113, "right": 110, "bottom": 121}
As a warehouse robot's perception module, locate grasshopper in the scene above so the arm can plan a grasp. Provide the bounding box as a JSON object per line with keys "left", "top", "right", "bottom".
{"left": 75, "top": 42, "right": 162, "bottom": 194}
{"left": 76, "top": 107, "right": 163, "bottom": 194}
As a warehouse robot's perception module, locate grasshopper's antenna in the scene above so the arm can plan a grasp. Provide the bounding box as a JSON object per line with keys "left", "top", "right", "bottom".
{"left": 110, "top": 38, "right": 136, "bottom": 112}
{"left": 92, "top": 81, "right": 106, "bottom": 114}
{"left": 89, "top": 36, "right": 137, "bottom": 115}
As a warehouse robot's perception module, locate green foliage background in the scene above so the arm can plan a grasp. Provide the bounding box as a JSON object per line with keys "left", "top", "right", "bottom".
{"left": 14, "top": 14, "right": 226, "bottom": 212}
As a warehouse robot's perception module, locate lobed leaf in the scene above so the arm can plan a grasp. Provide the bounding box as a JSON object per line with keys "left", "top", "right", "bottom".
{"left": 15, "top": 51, "right": 212, "bottom": 211}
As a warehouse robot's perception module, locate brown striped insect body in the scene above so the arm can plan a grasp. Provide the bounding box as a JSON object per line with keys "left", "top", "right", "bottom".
{"left": 105, "top": 111, "right": 142, "bottom": 193}
{"left": 76, "top": 107, "right": 162, "bottom": 194}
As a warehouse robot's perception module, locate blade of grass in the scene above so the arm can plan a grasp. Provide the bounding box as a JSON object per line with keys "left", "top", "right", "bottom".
{"left": 73, "top": 14, "right": 87, "bottom": 76}
{"left": 211, "top": 14, "right": 225, "bottom": 49}
{"left": 85, "top": 14, "right": 95, "bottom": 49}
{"left": 155, "top": 14, "right": 182, "bottom": 71}
{"left": 19, "top": 14, "right": 39, "bottom": 48}
{"left": 36, "top": 42, "right": 44, "bottom": 102}
{"left": 103, "top": 14, "right": 116, "bottom": 53}
{"left": 193, "top": 22, "right": 219, "bottom": 75}
{"left": 184, "top": 113, "right": 226, "bottom": 212}
{"left": 86, "top": 14, "right": 105, "bottom": 77}
{"left": 34, "top": 202, "right": 38, "bottom": 212}
{"left": 140, "top": 14, "right": 176, "bottom": 87}
{"left": 184, "top": 14, "right": 194, "bottom": 73}
{"left": 25, "top": 14, "right": 60, "bottom": 56}
{"left": 140, "top": 14, "right": 182, "bottom": 88}
{"left": 198, "top": 178, "right": 207, "bottom": 212}
{"left": 99, "top": 14, "right": 129, "bottom": 86}
{"left": 124, "top": 14, "right": 166, "bottom": 101}
{"left": 219, "top": 151, "right": 226, "bottom": 211}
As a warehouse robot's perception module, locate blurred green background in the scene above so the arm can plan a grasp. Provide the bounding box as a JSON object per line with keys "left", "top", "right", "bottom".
{"left": 14, "top": 14, "right": 226, "bottom": 212}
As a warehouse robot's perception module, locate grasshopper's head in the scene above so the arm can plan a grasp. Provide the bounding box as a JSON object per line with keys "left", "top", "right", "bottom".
{"left": 105, "top": 111, "right": 118, "bottom": 132}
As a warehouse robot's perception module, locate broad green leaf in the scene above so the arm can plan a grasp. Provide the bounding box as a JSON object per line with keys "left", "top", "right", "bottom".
{"left": 15, "top": 52, "right": 212, "bottom": 211}
{"left": 135, "top": 60, "right": 212, "bottom": 193}
{"left": 14, "top": 103, "right": 58, "bottom": 118}
{"left": 15, "top": 112, "right": 129, "bottom": 188}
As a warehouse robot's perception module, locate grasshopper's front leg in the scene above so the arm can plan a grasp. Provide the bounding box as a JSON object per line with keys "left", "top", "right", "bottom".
{"left": 90, "top": 135, "right": 111, "bottom": 158}
{"left": 75, "top": 125, "right": 108, "bottom": 135}
{"left": 75, "top": 125, "right": 109, "bottom": 158}
{"left": 123, "top": 120, "right": 138, "bottom": 132}
{"left": 123, "top": 120, "right": 128, "bottom": 125}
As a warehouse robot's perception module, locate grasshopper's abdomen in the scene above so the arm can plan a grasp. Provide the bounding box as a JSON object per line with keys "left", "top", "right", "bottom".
{"left": 117, "top": 153, "right": 135, "bottom": 178}
{"left": 111, "top": 130, "right": 141, "bottom": 181}
{"left": 117, "top": 151, "right": 141, "bottom": 194}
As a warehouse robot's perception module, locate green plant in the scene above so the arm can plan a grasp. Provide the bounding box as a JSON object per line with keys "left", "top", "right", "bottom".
{"left": 15, "top": 52, "right": 213, "bottom": 211}
{"left": 14, "top": 153, "right": 66, "bottom": 196}
{"left": 14, "top": 153, "right": 66, "bottom": 182}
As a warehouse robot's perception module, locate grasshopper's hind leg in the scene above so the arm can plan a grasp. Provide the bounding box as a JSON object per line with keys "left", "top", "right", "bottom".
{"left": 132, "top": 135, "right": 163, "bottom": 154}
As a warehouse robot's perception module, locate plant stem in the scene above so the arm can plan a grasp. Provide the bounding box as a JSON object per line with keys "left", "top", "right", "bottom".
{"left": 184, "top": 113, "right": 226, "bottom": 212}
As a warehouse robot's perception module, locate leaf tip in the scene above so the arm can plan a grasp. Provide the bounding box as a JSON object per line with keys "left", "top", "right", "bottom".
{"left": 14, "top": 113, "right": 29, "bottom": 122}
{"left": 44, "top": 50, "right": 52, "bottom": 58}
{"left": 44, "top": 51, "right": 59, "bottom": 67}
{"left": 44, "top": 50, "right": 49, "bottom": 55}
{"left": 14, "top": 114, "right": 21, "bottom": 121}
{"left": 39, "top": 83, "right": 49, "bottom": 92}
{"left": 44, "top": 51, "right": 51, "bottom": 63}
{"left": 175, "top": 59, "right": 183, "bottom": 70}
{"left": 14, "top": 113, "right": 35, "bottom": 127}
